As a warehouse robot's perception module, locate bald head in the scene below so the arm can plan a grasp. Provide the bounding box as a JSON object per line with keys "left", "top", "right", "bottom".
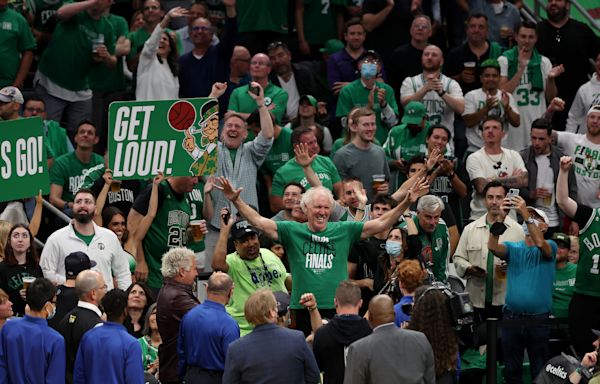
{"left": 367, "top": 295, "right": 395, "bottom": 327}
{"left": 75, "top": 270, "right": 105, "bottom": 303}
{"left": 207, "top": 272, "right": 233, "bottom": 295}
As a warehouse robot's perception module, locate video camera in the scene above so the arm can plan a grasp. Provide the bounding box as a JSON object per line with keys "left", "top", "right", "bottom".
{"left": 419, "top": 281, "right": 474, "bottom": 328}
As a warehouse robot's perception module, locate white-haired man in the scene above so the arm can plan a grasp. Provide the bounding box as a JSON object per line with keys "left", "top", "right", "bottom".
{"left": 156, "top": 247, "right": 199, "bottom": 384}
{"left": 216, "top": 177, "right": 425, "bottom": 336}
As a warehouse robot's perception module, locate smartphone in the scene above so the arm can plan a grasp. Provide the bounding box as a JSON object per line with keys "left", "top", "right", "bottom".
{"left": 249, "top": 85, "right": 260, "bottom": 96}
{"left": 221, "top": 208, "right": 231, "bottom": 225}
{"left": 507, "top": 188, "right": 519, "bottom": 208}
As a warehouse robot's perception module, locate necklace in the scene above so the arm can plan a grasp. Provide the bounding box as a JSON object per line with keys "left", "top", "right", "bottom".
{"left": 484, "top": 149, "right": 504, "bottom": 170}
{"left": 242, "top": 253, "right": 273, "bottom": 287}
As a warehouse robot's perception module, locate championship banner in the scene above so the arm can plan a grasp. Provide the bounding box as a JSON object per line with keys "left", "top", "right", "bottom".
{"left": 108, "top": 98, "right": 219, "bottom": 179}
{"left": 0, "top": 117, "right": 50, "bottom": 202}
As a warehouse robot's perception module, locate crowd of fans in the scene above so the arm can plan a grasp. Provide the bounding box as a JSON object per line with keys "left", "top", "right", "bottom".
{"left": 1, "top": 0, "right": 600, "bottom": 382}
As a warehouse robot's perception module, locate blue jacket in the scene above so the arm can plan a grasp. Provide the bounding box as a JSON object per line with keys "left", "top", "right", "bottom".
{"left": 0, "top": 315, "right": 66, "bottom": 383}
{"left": 223, "top": 323, "right": 320, "bottom": 384}
{"left": 73, "top": 322, "right": 144, "bottom": 384}
{"left": 178, "top": 299, "right": 240, "bottom": 376}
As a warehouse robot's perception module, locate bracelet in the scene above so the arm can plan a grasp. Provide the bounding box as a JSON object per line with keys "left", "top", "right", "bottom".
{"left": 308, "top": 306, "right": 317, "bottom": 312}
{"left": 438, "top": 90, "right": 446, "bottom": 97}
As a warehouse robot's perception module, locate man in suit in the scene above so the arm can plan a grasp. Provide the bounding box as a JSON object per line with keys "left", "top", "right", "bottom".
{"left": 344, "top": 295, "right": 435, "bottom": 384}
{"left": 58, "top": 270, "right": 106, "bottom": 384}
{"left": 222, "top": 288, "right": 320, "bottom": 384}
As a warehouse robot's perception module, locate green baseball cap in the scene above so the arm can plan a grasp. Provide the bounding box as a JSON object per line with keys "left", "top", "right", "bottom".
{"left": 401, "top": 101, "right": 427, "bottom": 125}
{"left": 299, "top": 94, "right": 317, "bottom": 108}
{"left": 552, "top": 232, "right": 571, "bottom": 248}
{"left": 320, "top": 39, "right": 344, "bottom": 55}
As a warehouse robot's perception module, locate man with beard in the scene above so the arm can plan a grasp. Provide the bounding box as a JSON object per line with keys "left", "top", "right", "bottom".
{"left": 212, "top": 215, "right": 290, "bottom": 335}
{"left": 536, "top": 0, "right": 600, "bottom": 131}
{"left": 463, "top": 58, "right": 520, "bottom": 153}
{"left": 520, "top": 118, "right": 577, "bottom": 237}
{"left": 401, "top": 45, "right": 464, "bottom": 151}
{"left": 267, "top": 41, "right": 329, "bottom": 121}
{"left": 40, "top": 188, "right": 131, "bottom": 290}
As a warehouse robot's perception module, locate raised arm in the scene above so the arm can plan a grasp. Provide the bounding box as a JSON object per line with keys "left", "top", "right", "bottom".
{"left": 93, "top": 170, "right": 115, "bottom": 226}
{"left": 294, "top": 143, "right": 321, "bottom": 187}
{"left": 215, "top": 177, "right": 278, "bottom": 240}
{"left": 487, "top": 199, "right": 510, "bottom": 259}
{"left": 56, "top": 0, "right": 97, "bottom": 21}
{"left": 556, "top": 156, "right": 578, "bottom": 218}
{"left": 29, "top": 191, "right": 44, "bottom": 237}
{"left": 514, "top": 195, "right": 552, "bottom": 258}
{"left": 248, "top": 82, "right": 274, "bottom": 140}
{"left": 211, "top": 208, "right": 233, "bottom": 272}
{"left": 133, "top": 173, "right": 163, "bottom": 243}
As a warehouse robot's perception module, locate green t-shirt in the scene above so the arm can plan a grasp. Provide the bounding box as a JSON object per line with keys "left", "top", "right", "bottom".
{"left": 552, "top": 262, "right": 577, "bottom": 318}
{"left": 74, "top": 230, "right": 94, "bottom": 246}
{"left": 38, "top": 11, "right": 115, "bottom": 91}
{"left": 0, "top": 7, "right": 36, "bottom": 87}
{"left": 302, "top": 0, "right": 337, "bottom": 45}
{"left": 261, "top": 125, "right": 293, "bottom": 176}
{"left": 89, "top": 13, "right": 128, "bottom": 92}
{"left": 576, "top": 208, "right": 600, "bottom": 297}
{"left": 141, "top": 181, "right": 191, "bottom": 289}
{"left": 336, "top": 79, "right": 399, "bottom": 144}
{"left": 138, "top": 336, "right": 158, "bottom": 371}
{"left": 383, "top": 122, "right": 429, "bottom": 190}
{"left": 228, "top": 83, "right": 289, "bottom": 124}
{"left": 127, "top": 27, "right": 149, "bottom": 62}
{"left": 277, "top": 220, "right": 363, "bottom": 309}
{"left": 44, "top": 120, "right": 73, "bottom": 159}
{"left": 237, "top": 0, "right": 287, "bottom": 34}
{"left": 50, "top": 152, "right": 105, "bottom": 202}
{"left": 187, "top": 182, "right": 205, "bottom": 253}
{"left": 225, "top": 249, "right": 288, "bottom": 335}
{"left": 271, "top": 155, "right": 341, "bottom": 196}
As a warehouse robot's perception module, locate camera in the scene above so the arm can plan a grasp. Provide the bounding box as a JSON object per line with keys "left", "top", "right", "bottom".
{"left": 419, "top": 281, "right": 474, "bottom": 328}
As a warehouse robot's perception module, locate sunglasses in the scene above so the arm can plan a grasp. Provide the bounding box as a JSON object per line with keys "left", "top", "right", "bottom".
{"left": 267, "top": 41, "right": 286, "bottom": 51}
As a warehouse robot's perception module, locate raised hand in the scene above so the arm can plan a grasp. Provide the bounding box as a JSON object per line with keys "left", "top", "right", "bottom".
{"left": 559, "top": 156, "right": 573, "bottom": 172}
{"left": 294, "top": 142, "right": 316, "bottom": 168}
{"left": 209, "top": 82, "right": 227, "bottom": 99}
{"left": 214, "top": 176, "right": 243, "bottom": 201}
{"left": 247, "top": 81, "right": 265, "bottom": 106}
{"left": 153, "top": 171, "right": 164, "bottom": 186}
{"left": 548, "top": 64, "right": 565, "bottom": 79}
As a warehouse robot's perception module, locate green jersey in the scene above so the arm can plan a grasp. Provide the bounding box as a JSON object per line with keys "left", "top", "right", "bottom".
{"left": 261, "top": 125, "right": 293, "bottom": 176}
{"left": 225, "top": 249, "right": 288, "bottom": 335}
{"left": 301, "top": 0, "right": 337, "bottom": 45}
{"left": 49, "top": 152, "right": 104, "bottom": 202}
{"left": 336, "top": 79, "right": 398, "bottom": 144}
{"left": 44, "top": 120, "right": 72, "bottom": 159}
{"left": 0, "top": 7, "right": 36, "bottom": 88}
{"left": 402, "top": 216, "right": 450, "bottom": 282}
{"left": 271, "top": 155, "right": 341, "bottom": 196}
{"left": 228, "top": 83, "right": 288, "bottom": 124}
{"left": 187, "top": 182, "right": 205, "bottom": 253}
{"left": 276, "top": 220, "right": 364, "bottom": 309}
{"left": 576, "top": 208, "right": 600, "bottom": 297}
{"left": 89, "top": 13, "right": 127, "bottom": 92}
{"left": 127, "top": 27, "right": 149, "bottom": 62}
{"left": 237, "top": 0, "right": 287, "bottom": 34}
{"left": 552, "top": 262, "right": 577, "bottom": 318}
{"left": 38, "top": 11, "right": 115, "bottom": 91}
{"left": 139, "top": 180, "right": 191, "bottom": 289}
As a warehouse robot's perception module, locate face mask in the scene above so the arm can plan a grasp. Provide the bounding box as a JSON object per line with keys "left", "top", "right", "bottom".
{"left": 385, "top": 240, "right": 402, "bottom": 257}
{"left": 361, "top": 63, "right": 377, "bottom": 80}
{"left": 46, "top": 303, "right": 56, "bottom": 320}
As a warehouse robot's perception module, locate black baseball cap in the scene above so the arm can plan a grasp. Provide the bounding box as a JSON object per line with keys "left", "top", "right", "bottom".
{"left": 552, "top": 233, "right": 571, "bottom": 248}
{"left": 274, "top": 291, "right": 290, "bottom": 317}
{"left": 231, "top": 219, "right": 258, "bottom": 241}
{"left": 65, "top": 251, "right": 96, "bottom": 279}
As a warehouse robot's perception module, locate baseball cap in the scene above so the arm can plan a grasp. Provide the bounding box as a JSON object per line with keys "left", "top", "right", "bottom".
{"left": 299, "top": 95, "right": 317, "bottom": 108}
{"left": 552, "top": 232, "right": 571, "bottom": 248}
{"left": 401, "top": 101, "right": 427, "bottom": 125}
{"left": 320, "top": 39, "right": 344, "bottom": 55}
{"left": 231, "top": 219, "right": 258, "bottom": 241}
{"left": 65, "top": 251, "right": 96, "bottom": 279}
{"left": 273, "top": 291, "right": 290, "bottom": 317}
{"left": 0, "top": 87, "right": 24, "bottom": 104}
{"left": 360, "top": 49, "right": 381, "bottom": 63}
{"left": 526, "top": 206, "right": 549, "bottom": 225}
{"left": 534, "top": 355, "right": 577, "bottom": 384}
{"left": 592, "top": 329, "right": 600, "bottom": 338}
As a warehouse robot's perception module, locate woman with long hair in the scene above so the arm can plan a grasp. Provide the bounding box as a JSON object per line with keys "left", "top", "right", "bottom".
{"left": 138, "top": 303, "right": 161, "bottom": 375}
{"left": 135, "top": 7, "right": 187, "bottom": 100}
{"left": 409, "top": 286, "right": 460, "bottom": 383}
{"left": 0, "top": 224, "right": 43, "bottom": 317}
{"left": 125, "top": 281, "right": 156, "bottom": 338}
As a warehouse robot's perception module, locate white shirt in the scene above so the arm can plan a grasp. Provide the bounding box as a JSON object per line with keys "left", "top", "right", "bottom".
{"left": 566, "top": 73, "right": 600, "bottom": 134}
{"left": 278, "top": 73, "right": 300, "bottom": 120}
{"left": 534, "top": 154, "right": 559, "bottom": 226}
{"left": 136, "top": 25, "right": 179, "bottom": 101}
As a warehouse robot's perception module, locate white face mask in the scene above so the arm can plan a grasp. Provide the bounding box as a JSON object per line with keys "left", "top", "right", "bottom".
{"left": 46, "top": 303, "right": 56, "bottom": 320}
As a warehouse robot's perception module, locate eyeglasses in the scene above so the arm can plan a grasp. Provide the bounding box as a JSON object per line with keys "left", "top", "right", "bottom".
{"left": 250, "top": 61, "right": 270, "bottom": 67}
{"left": 414, "top": 24, "right": 430, "bottom": 31}
{"left": 267, "top": 41, "right": 286, "bottom": 51}
{"left": 144, "top": 5, "right": 159, "bottom": 10}
{"left": 192, "top": 25, "right": 213, "bottom": 32}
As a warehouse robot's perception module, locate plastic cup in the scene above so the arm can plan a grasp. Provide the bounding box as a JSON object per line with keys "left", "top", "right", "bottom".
{"left": 190, "top": 220, "right": 204, "bottom": 242}
{"left": 22, "top": 276, "right": 35, "bottom": 291}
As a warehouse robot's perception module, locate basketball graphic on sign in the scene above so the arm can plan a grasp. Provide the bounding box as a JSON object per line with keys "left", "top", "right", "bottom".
{"left": 168, "top": 101, "right": 196, "bottom": 131}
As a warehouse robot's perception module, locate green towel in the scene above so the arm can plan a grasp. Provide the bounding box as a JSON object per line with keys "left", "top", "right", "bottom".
{"left": 502, "top": 46, "right": 544, "bottom": 92}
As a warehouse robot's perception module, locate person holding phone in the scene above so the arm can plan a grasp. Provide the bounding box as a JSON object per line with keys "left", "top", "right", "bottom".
{"left": 454, "top": 180, "right": 525, "bottom": 324}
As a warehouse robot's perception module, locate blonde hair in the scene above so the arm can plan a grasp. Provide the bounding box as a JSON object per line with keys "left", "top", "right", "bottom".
{"left": 0, "top": 221, "right": 12, "bottom": 261}
{"left": 244, "top": 288, "right": 277, "bottom": 326}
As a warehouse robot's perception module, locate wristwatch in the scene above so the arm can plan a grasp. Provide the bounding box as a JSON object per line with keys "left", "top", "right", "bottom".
{"left": 438, "top": 90, "right": 446, "bottom": 97}
{"left": 525, "top": 216, "right": 536, "bottom": 225}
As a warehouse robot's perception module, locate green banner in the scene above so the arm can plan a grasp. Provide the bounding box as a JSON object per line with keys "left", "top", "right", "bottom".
{"left": 108, "top": 98, "right": 219, "bottom": 179}
{"left": 0, "top": 117, "right": 50, "bottom": 202}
